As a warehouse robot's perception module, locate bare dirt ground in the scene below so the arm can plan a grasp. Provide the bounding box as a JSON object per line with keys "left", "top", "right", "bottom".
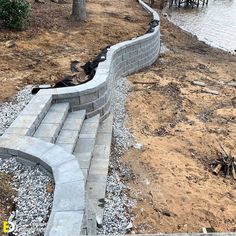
{"left": 122, "top": 15, "right": 236, "bottom": 234}
{"left": 0, "top": 0, "right": 150, "bottom": 101}
{"left": 0, "top": 172, "right": 15, "bottom": 231}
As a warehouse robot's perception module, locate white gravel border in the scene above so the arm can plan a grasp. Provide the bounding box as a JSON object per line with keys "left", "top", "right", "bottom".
{"left": 99, "top": 77, "right": 137, "bottom": 234}
{"left": 0, "top": 87, "right": 54, "bottom": 235}
{"left": 0, "top": 86, "right": 33, "bottom": 135}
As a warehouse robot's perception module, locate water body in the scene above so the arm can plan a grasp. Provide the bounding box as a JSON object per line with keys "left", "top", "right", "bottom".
{"left": 167, "top": 0, "right": 236, "bottom": 53}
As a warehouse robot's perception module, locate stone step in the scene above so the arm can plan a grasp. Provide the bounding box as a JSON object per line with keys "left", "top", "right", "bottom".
{"left": 55, "top": 110, "right": 86, "bottom": 153}
{"left": 86, "top": 114, "right": 113, "bottom": 227}
{"left": 33, "top": 103, "right": 70, "bottom": 143}
{"left": 73, "top": 114, "right": 100, "bottom": 180}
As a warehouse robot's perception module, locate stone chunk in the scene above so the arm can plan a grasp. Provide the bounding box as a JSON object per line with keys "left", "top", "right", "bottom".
{"left": 192, "top": 81, "right": 206, "bottom": 87}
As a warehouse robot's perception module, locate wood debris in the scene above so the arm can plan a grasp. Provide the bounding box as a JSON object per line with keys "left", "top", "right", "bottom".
{"left": 210, "top": 145, "right": 236, "bottom": 179}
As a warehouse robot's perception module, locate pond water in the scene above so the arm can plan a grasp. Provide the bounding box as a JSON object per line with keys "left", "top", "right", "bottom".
{"left": 167, "top": 0, "right": 236, "bottom": 53}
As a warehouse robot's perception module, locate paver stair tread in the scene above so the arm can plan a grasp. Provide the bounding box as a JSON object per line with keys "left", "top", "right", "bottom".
{"left": 33, "top": 103, "right": 69, "bottom": 143}
{"left": 55, "top": 110, "right": 86, "bottom": 153}
{"left": 73, "top": 114, "right": 100, "bottom": 179}
{"left": 86, "top": 114, "right": 113, "bottom": 226}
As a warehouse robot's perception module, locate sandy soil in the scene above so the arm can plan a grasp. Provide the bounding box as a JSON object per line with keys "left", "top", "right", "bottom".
{"left": 0, "top": 0, "right": 150, "bottom": 101}
{"left": 122, "top": 14, "right": 236, "bottom": 234}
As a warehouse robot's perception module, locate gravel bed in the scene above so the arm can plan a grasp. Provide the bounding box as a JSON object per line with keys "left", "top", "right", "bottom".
{"left": 0, "top": 157, "right": 53, "bottom": 235}
{"left": 0, "top": 86, "right": 33, "bottom": 135}
{"left": 0, "top": 86, "right": 53, "bottom": 235}
{"left": 99, "top": 77, "right": 137, "bottom": 234}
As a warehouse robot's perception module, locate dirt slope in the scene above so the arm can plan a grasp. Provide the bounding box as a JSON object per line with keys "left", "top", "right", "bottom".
{"left": 0, "top": 0, "right": 150, "bottom": 101}
{"left": 123, "top": 16, "right": 236, "bottom": 234}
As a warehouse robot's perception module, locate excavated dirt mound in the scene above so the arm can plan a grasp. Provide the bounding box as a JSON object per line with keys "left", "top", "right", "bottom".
{"left": 0, "top": 0, "right": 150, "bottom": 101}
{"left": 123, "top": 16, "right": 236, "bottom": 234}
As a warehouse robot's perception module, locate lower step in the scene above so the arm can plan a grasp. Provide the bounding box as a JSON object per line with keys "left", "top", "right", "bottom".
{"left": 73, "top": 114, "right": 100, "bottom": 179}
{"left": 55, "top": 110, "right": 86, "bottom": 153}
{"left": 86, "top": 114, "right": 113, "bottom": 227}
{"left": 33, "top": 103, "right": 69, "bottom": 143}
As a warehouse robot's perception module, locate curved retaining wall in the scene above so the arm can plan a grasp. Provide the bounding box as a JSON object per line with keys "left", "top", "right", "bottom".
{"left": 38, "top": 0, "right": 160, "bottom": 120}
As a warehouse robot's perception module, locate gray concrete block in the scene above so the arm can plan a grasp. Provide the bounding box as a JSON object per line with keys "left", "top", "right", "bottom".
{"left": 87, "top": 199, "right": 105, "bottom": 226}
{"left": 93, "top": 145, "right": 110, "bottom": 159}
{"left": 86, "top": 182, "right": 106, "bottom": 200}
{"left": 45, "top": 211, "right": 84, "bottom": 236}
{"left": 80, "top": 121, "right": 99, "bottom": 135}
{"left": 40, "top": 145, "right": 75, "bottom": 167}
{"left": 90, "top": 158, "right": 109, "bottom": 169}
{"left": 95, "top": 133, "right": 112, "bottom": 146}
{"left": 2, "top": 133, "right": 25, "bottom": 139}
{"left": 39, "top": 137, "right": 53, "bottom": 143}
{"left": 62, "top": 118, "right": 84, "bottom": 131}
{"left": 88, "top": 166, "right": 108, "bottom": 177}
{"left": 72, "top": 102, "right": 94, "bottom": 113}
{"left": 16, "top": 137, "right": 53, "bottom": 159}
{"left": 52, "top": 181, "right": 85, "bottom": 211}
{"left": 49, "top": 103, "right": 70, "bottom": 112}
{"left": 81, "top": 168, "right": 88, "bottom": 179}
{"left": 74, "top": 138, "right": 96, "bottom": 153}
{"left": 0, "top": 153, "right": 12, "bottom": 159}
{"left": 17, "top": 156, "right": 37, "bottom": 167}
{"left": 5, "top": 127, "right": 30, "bottom": 135}
{"left": 93, "top": 95, "right": 106, "bottom": 110}
{"left": 87, "top": 174, "right": 108, "bottom": 183}
{"left": 74, "top": 152, "right": 92, "bottom": 169}
{"left": 56, "top": 130, "right": 78, "bottom": 144}
{"left": 79, "top": 133, "right": 97, "bottom": 139}
{"left": 42, "top": 111, "right": 67, "bottom": 125}
{"left": 61, "top": 110, "right": 85, "bottom": 131}
{"left": 10, "top": 115, "right": 39, "bottom": 129}
{"left": 79, "top": 91, "right": 99, "bottom": 105}
{"left": 86, "top": 108, "right": 103, "bottom": 119}
{"left": 56, "top": 143, "right": 75, "bottom": 153}
{"left": 41, "top": 103, "right": 69, "bottom": 124}
{"left": 98, "top": 85, "right": 107, "bottom": 97}
{"left": 66, "top": 110, "right": 86, "bottom": 120}
{"left": 53, "top": 159, "right": 84, "bottom": 184}
{"left": 34, "top": 124, "right": 60, "bottom": 142}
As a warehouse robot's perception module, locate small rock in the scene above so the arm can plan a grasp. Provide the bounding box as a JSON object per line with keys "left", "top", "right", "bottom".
{"left": 192, "top": 81, "right": 206, "bottom": 87}
{"left": 161, "top": 208, "right": 177, "bottom": 217}
{"left": 133, "top": 143, "right": 143, "bottom": 150}
{"left": 228, "top": 82, "right": 236, "bottom": 87}
{"left": 38, "top": 51, "right": 45, "bottom": 57}
{"left": 5, "top": 40, "right": 16, "bottom": 48}
{"left": 204, "top": 89, "right": 219, "bottom": 95}
{"left": 126, "top": 222, "right": 133, "bottom": 230}
{"left": 35, "top": 0, "right": 45, "bottom": 3}
{"left": 163, "top": 13, "right": 168, "bottom": 17}
{"left": 232, "top": 97, "right": 236, "bottom": 108}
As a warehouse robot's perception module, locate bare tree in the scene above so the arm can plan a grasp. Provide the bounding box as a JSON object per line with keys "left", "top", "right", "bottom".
{"left": 71, "top": 0, "right": 86, "bottom": 21}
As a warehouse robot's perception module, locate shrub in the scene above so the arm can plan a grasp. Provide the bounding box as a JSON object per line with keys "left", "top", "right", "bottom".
{"left": 0, "top": 0, "right": 31, "bottom": 30}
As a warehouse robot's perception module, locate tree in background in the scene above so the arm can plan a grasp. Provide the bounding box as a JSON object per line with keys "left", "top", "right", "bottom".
{"left": 71, "top": 0, "right": 86, "bottom": 21}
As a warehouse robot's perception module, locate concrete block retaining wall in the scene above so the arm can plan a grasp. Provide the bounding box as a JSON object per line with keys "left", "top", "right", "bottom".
{"left": 37, "top": 0, "right": 160, "bottom": 120}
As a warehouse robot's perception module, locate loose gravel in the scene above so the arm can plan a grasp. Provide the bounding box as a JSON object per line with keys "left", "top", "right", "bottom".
{"left": 99, "top": 77, "right": 137, "bottom": 234}
{"left": 0, "top": 157, "right": 53, "bottom": 236}
{"left": 0, "top": 86, "right": 53, "bottom": 235}
{"left": 0, "top": 86, "right": 33, "bottom": 135}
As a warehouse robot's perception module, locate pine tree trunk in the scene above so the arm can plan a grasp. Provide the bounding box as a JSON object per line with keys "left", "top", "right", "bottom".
{"left": 72, "top": 0, "right": 86, "bottom": 21}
